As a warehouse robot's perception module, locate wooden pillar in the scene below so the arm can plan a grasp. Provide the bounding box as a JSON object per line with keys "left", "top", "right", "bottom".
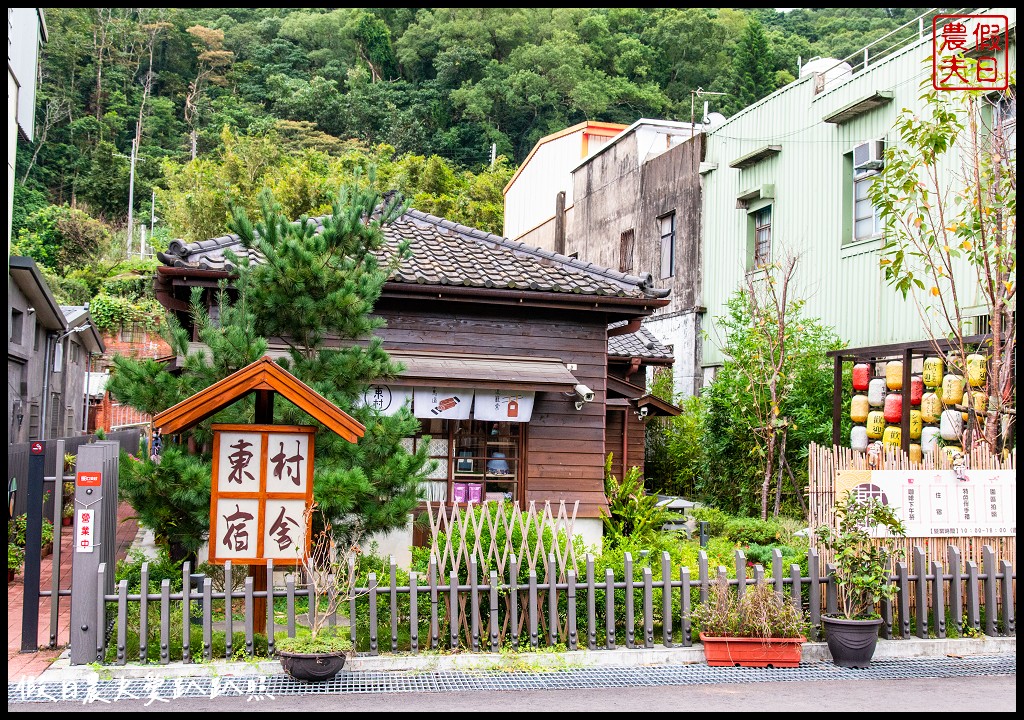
{"left": 832, "top": 355, "right": 843, "bottom": 447}
{"left": 251, "top": 390, "right": 274, "bottom": 636}
{"left": 900, "top": 349, "right": 912, "bottom": 454}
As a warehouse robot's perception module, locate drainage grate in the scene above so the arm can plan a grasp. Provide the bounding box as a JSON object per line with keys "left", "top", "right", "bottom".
{"left": 7, "top": 655, "right": 1016, "bottom": 704}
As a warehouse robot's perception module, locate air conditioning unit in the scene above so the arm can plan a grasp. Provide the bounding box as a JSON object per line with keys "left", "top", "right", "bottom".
{"left": 853, "top": 140, "right": 885, "bottom": 171}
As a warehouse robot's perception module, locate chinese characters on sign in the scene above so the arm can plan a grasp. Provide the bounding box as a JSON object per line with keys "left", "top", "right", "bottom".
{"left": 413, "top": 387, "right": 474, "bottom": 419}
{"left": 837, "top": 469, "right": 1015, "bottom": 538}
{"left": 932, "top": 14, "right": 1009, "bottom": 91}
{"left": 359, "top": 384, "right": 412, "bottom": 416}
{"left": 210, "top": 426, "right": 314, "bottom": 564}
{"left": 473, "top": 390, "right": 536, "bottom": 423}
{"left": 76, "top": 509, "right": 95, "bottom": 553}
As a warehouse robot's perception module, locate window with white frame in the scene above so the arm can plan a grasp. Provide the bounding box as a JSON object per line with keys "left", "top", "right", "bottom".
{"left": 853, "top": 168, "right": 882, "bottom": 241}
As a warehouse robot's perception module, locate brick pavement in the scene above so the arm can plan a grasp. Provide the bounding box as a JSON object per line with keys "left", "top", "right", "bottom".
{"left": 8, "top": 502, "right": 139, "bottom": 681}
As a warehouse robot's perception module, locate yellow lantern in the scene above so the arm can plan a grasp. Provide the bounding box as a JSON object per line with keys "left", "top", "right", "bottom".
{"left": 921, "top": 392, "right": 942, "bottom": 423}
{"left": 941, "top": 374, "right": 964, "bottom": 405}
{"left": 966, "top": 353, "right": 987, "bottom": 387}
{"left": 910, "top": 410, "right": 922, "bottom": 439}
{"left": 885, "top": 361, "right": 903, "bottom": 390}
{"left": 909, "top": 444, "right": 923, "bottom": 463}
{"left": 866, "top": 411, "right": 886, "bottom": 439}
{"left": 850, "top": 395, "right": 870, "bottom": 423}
{"left": 882, "top": 425, "right": 901, "bottom": 448}
{"left": 922, "top": 357, "right": 944, "bottom": 387}
{"left": 942, "top": 445, "right": 963, "bottom": 463}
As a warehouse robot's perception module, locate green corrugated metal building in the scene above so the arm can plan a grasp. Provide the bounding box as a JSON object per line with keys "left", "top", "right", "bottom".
{"left": 698, "top": 8, "right": 1016, "bottom": 374}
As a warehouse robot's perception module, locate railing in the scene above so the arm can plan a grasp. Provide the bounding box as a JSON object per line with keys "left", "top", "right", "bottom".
{"left": 89, "top": 543, "right": 1015, "bottom": 665}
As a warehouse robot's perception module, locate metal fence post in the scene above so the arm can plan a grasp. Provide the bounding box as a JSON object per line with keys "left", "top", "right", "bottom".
{"left": 20, "top": 439, "right": 47, "bottom": 653}
{"left": 68, "top": 443, "right": 111, "bottom": 664}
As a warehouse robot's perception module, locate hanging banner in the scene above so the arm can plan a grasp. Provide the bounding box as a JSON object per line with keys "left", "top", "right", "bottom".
{"left": 358, "top": 384, "right": 413, "bottom": 416}
{"left": 473, "top": 389, "right": 535, "bottom": 423}
{"left": 413, "top": 387, "right": 474, "bottom": 419}
{"left": 836, "top": 469, "right": 1016, "bottom": 538}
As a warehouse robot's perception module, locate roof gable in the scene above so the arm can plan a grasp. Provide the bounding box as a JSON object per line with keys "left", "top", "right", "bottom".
{"left": 152, "top": 357, "right": 365, "bottom": 441}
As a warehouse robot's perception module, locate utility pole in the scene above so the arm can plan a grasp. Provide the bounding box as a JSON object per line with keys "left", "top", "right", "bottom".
{"left": 126, "top": 133, "right": 138, "bottom": 258}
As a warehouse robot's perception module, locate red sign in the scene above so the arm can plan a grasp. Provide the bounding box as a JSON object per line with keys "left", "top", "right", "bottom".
{"left": 76, "top": 471, "right": 102, "bottom": 487}
{"left": 932, "top": 14, "right": 1009, "bottom": 91}
{"left": 30, "top": 442, "right": 44, "bottom": 455}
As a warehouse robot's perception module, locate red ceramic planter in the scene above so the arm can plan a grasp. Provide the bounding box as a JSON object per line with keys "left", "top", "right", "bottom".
{"left": 699, "top": 633, "right": 806, "bottom": 668}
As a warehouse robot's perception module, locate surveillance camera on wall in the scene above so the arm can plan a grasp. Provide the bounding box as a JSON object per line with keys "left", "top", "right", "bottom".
{"left": 574, "top": 384, "right": 595, "bottom": 403}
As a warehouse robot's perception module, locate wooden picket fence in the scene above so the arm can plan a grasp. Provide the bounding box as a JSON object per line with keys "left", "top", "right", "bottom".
{"left": 808, "top": 443, "right": 1016, "bottom": 572}
{"left": 90, "top": 541, "right": 1015, "bottom": 665}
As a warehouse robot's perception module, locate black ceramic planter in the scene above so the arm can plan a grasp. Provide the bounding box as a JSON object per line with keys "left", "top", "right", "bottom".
{"left": 278, "top": 650, "right": 347, "bottom": 682}
{"left": 822, "top": 616, "right": 883, "bottom": 668}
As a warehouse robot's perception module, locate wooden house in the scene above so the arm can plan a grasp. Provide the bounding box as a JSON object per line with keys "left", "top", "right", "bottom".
{"left": 155, "top": 207, "right": 675, "bottom": 552}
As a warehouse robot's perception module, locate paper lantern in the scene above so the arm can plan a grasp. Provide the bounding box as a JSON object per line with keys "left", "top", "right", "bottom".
{"left": 852, "top": 363, "right": 871, "bottom": 391}
{"left": 884, "top": 393, "right": 903, "bottom": 423}
{"left": 885, "top": 361, "right": 903, "bottom": 390}
{"left": 909, "top": 376, "right": 924, "bottom": 405}
{"left": 882, "top": 425, "right": 901, "bottom": 448}
{"left": 942, "top": 445, "right": 963, "bottom": 463}
{"left": 866, "top": 411, "right": 886, "bottom": 439}
{"left": 920, "top": 393, "right": 942, "bottom": 423}
{"left": 910, "top": 410, "right": 922, "bottom": 439}
{"left": 940, "top": 409, "right": 963, "bottom": 441}
{"left": 922, "top": 357, "right": 944, "bottom": 387}
{"left": 966, "top": 354, "right": 987, "bottom": 387}
{"left": 921, "top": 426, "right": 941, "bottom": 453}
{"left": 850, "top": 395, "right": 869, "bottom": 423}
{"left": 909, "top": 444, "right": 922, "bottom": 463}
{"left": 941, "top": 374, "right": 964, "bottom": 405}
{"left": 850, "top": 426, "right": 869, "bottom": 452}
{"left": 868, "top": 378, "right": 886, "bottom": 407}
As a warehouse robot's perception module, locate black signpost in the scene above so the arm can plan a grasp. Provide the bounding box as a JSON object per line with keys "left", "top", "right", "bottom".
{"left": 21, "top": 441, "right": 46, "bottom": 652}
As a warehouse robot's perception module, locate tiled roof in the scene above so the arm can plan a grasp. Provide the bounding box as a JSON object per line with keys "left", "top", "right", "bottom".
{"left": 158, "top": 208, "right": 670, "bottom": 300}
{"left": 607, "top": 320, "right": 674, "bottom": 360}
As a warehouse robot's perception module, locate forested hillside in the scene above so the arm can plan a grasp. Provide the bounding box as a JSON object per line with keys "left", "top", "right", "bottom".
{"left": 12, "top": 7, "right": 930, "bottom": 319}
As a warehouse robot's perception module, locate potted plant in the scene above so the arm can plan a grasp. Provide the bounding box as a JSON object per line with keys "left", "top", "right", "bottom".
{"left": 276, "top": 502, "right": 360, "bottom": 682}
{"left": 40, "top": 518, "right": 54, "bottom": 557}
{"left": 8, "top": 543, "right": 24, "bottom": 583}
{"left": 815, "top": 490, "right": 907, "bottom": 668}
{"left": 693, "top": 573, "right": 809, "bottom": 667}
{"left": 62, "top": 480, "right": 75, "bottom": 526}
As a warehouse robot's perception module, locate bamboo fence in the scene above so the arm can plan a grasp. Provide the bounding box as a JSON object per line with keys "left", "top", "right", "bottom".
{"left": 808, "top": 442, "right": 1016, "bottom": 572}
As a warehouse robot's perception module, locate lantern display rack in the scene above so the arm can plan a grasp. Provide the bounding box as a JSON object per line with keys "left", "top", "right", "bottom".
{"left": 828, "top": 335, "right": 994, "bottom": 459}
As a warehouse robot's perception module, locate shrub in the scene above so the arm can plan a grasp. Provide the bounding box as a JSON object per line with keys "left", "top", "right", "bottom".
{"left": 692, "top": 573, "right": 808, "bottom": 639}
{"left": 723, "top": 517, "right": 783, "bottom": 545}
{"left": 689, "top": 506, "right": 729, "bottom": 536}
{"left": 601, "top": 454, "right": 679, "bottom": 549}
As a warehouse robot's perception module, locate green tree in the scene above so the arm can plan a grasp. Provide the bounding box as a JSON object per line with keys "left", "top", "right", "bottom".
{"left": 227, "top": 181, "right": 431, "bottom": 545}
{"left": 723, "top": 17, "right": 774, "bottom": 115}
{"left": 869, "top": 66, "right": 1016, "bottom": 449}
{"left": 704, "top": 255, "right": 844, "bottom": 518}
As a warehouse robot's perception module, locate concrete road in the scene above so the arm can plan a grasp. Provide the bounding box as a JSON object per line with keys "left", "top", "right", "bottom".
{"left": 8, "top": 675, "right": 1016, "bottom": 712}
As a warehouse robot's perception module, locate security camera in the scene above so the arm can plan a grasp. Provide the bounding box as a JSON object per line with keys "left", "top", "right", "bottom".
{"left": 574, "top": 384, "right": 595, "bottom": 403}
{"left": 636, "top": 406, "right": 649, "bottom": 419}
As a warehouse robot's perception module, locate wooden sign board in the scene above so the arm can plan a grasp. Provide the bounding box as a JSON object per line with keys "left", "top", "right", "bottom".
{"left": 209, "top": 424, "right": 316, "bottom": 565}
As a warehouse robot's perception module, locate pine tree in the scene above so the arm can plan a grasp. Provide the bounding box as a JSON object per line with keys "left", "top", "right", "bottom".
{"left": 228, "top": 181, "right": 429, "bottom": 546}
{"left": 108, "top": 178, "right": 430, "bottom": 557}
{"left": 725, "top": 18, "right": 774, "bottom": 115}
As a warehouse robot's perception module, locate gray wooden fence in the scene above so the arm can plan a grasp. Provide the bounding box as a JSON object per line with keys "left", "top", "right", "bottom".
{"left": 8, "top": 428, "right": 142, "bottom": 519}
{"left": 87, "top": 543, "right": 1015, "bottom": 665}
